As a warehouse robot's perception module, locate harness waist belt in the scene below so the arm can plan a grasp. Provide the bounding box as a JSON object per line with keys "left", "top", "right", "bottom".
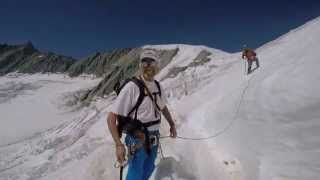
{"left": 142, "top": 119, "right": 160, "bottom": 127}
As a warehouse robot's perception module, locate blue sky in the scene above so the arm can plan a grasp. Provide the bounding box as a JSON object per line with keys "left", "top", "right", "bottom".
{"left": 1, "top": 0, "right": 319, "bottom": 59}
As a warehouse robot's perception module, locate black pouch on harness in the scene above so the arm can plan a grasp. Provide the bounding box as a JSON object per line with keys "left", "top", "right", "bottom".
{"left": 117, "top": 115, "right": 144, "bottom": 137}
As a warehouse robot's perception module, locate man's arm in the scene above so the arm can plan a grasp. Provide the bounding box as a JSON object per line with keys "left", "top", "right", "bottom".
{"left": 107, "top": 112, "right": 126, "bottom": 163}
{"left": 107, "top": 112, "right": 122, "bottom": 146}
{"left": 161, "top": 106, "right": 177, "bottom": 137}
{"left": 107, "top": 81, "right": 136, "bottom": 145}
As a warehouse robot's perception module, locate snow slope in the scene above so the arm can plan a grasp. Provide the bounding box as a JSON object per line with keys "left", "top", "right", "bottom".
{"left": 164, "top": 17, "right": 320, "bottom": 180}
{"left": 0, "top": 73, "right": 101, "bottom": 146}
{"left": 1, "top": 16, "right": 320, "bottom": 180}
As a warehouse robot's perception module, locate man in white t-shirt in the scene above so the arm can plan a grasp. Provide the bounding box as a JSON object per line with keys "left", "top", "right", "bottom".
{"left": 107, "top": 49, "right": 177, "bottom": 180}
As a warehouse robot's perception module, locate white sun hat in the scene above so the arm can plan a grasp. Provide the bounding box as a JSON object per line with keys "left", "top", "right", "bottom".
{"left": 140, "top": 49, "right": 160, "bottom": 64}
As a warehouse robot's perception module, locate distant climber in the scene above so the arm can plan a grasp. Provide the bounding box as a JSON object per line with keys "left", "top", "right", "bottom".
{"left": 242, "top": 47, "right": 260, "bottom": 74}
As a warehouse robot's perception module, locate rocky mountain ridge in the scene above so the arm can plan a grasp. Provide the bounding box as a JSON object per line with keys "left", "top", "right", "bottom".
{"left": 0, "top": 42, "right": 216, "bottom": 100}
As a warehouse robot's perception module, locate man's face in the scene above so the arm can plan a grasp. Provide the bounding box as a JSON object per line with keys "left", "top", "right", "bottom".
{"left": 141, "top": 58, "right": 158, "bottom": 78}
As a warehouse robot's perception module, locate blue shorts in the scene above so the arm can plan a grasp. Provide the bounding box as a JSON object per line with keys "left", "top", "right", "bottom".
{"left": 125, "top": 131, "right": 159, "bottom": 180}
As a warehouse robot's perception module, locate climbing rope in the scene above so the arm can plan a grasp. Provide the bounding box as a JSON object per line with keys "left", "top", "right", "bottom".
{"left": 160, "top": 72, "right": 255, "bottom": 141}
{"left": 158, "top": 138, "right": 165, "bottom": 159}
{"left": 114, "top": 64, "right": 257, "bottom": 180}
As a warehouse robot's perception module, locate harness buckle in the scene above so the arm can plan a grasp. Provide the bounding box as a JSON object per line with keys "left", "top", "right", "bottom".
{"left": 149, "top": 135, "right": 159, "bottom": 146}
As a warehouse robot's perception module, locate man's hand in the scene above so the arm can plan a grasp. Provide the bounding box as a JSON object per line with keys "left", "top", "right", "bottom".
{"left": 170, "top": 125, "right": 177, "bottom": 138}
{"left": 116, "top": 144, "right": 126, "bottom": 164}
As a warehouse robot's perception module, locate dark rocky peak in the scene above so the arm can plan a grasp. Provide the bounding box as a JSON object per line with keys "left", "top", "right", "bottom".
{"left": 0, "top": 43, "right": 21, "bottom": 54}
{"left": 24, "top": 41, "right": 34, "bottom": 48}
{"left": 0, "top": 43, "right": 8, "bottom": 49}
{"left": 20, "top": 41, "right": 37, "bottom": 54}
{"left": 0, "top": 43, "right": 9, "bottom": 54}
{"left": 91, "top": 52, "right": 101, "bottom": 60}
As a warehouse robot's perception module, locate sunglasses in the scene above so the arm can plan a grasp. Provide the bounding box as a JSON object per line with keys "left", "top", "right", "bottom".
{"left": 141, "top": 58, "right": 157, "bottom": 67}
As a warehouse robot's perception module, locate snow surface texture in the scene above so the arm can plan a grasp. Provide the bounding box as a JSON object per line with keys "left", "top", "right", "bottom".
{"left": 0, "top": 73, "right": 101, "bottom": 146}
{"left": 1, "top": 17, "right": 320, "bottom": 180}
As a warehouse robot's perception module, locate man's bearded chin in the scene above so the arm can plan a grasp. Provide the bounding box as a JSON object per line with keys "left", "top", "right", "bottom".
{"left": 143, "top": 68, "right": 157, "bottom": 79}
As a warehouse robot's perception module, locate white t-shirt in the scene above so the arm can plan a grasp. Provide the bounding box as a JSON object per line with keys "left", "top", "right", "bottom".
{"left": 110, "top": 78, "right": 167, "bottom": 131}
